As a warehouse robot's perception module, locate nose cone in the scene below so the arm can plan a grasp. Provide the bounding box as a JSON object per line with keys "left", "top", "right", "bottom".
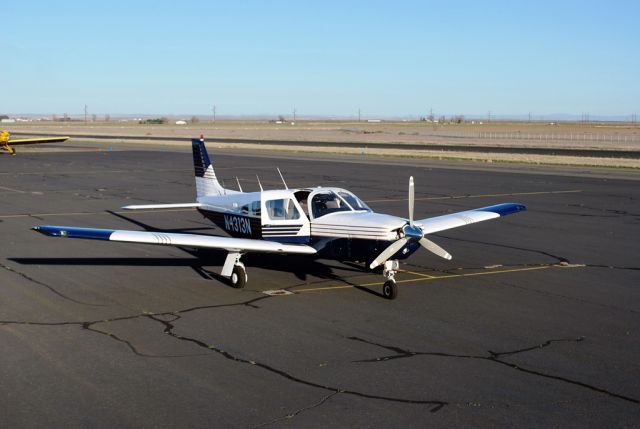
{"left": 403, "top": 224, "right": 423, "bottom": 240}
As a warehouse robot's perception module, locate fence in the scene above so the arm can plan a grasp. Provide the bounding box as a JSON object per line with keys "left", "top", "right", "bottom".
{"left": 421, "top": 130, "right": 640, "bottom": 143}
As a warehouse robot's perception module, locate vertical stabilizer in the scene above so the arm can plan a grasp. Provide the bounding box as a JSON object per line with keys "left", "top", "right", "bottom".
{"left": 192, "top": 136, "right": 225, "bottom": 197}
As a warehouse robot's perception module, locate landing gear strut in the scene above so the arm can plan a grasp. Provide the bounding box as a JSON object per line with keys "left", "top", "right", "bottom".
{"left": 382, "top": 260, "right": 399, "bottom": 300}
{"left": 222, "top": 252, "right": 247, "bottom": 288}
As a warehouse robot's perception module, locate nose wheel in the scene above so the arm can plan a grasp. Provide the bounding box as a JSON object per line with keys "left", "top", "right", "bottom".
{"left": 382, "top": 260, "right": 399, "bottom": 300}
{"left": 382, "top": 279, "right": 397, "bottom": 299}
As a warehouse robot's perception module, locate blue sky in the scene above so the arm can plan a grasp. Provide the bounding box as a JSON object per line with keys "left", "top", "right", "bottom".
{"left": 3, "top": 1, "right": 639, "bottom": 118}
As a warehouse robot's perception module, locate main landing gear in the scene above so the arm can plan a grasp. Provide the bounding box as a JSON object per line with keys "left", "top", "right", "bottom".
{"left": 222, "top": 252, "right": 247, "bottom": 288}
{"left": 230, "top": 263, "right": 247, "bottom": 288}
{"left": 381, "top": 260, "right": 399, "bottom": 300}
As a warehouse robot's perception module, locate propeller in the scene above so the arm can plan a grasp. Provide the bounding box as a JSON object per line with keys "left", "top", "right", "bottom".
{"left": 369, "top": 238, "right": 410, "bottom": 270}
{"left": 419, "top": 237, "right": 452, "bottom": 260}
{"left": 369, "top": 176, "right": 452, "bottom": 270}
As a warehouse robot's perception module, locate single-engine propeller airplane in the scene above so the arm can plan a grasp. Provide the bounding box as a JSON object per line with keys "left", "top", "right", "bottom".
{"left": 33, "top": 136, "right": 526, "bottom": 299}
{"left": 1, "top": 130, "right": 70, "bottom": 155}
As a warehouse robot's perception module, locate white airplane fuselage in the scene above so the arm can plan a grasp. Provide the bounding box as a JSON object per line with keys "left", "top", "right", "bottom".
{"left": 196, "top": 187, "right": 418, "bottom": 263}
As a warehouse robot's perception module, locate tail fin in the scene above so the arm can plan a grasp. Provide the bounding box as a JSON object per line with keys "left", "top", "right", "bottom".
{"left": 192, "top": 136, "right": 225, "bottom": 197}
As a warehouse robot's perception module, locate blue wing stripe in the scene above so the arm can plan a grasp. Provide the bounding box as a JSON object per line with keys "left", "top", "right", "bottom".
{"left": 33, "top": 226, "right": 115, "bottom": 240}
{"left": 474, "top": 203, "right": 527, "bottom": 216}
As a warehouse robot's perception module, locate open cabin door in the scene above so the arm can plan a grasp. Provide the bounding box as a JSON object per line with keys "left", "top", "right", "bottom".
{"left": 260, "top": 190, "right": 310, "bottom": 243}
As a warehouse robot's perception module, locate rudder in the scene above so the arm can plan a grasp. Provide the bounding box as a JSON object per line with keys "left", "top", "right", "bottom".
{"left": 192, "top": 136, "right": 225, "bottom": 197}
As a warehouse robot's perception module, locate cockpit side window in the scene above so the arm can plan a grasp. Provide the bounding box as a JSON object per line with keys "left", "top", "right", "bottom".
{"left": 294, "top": 190, "right": 311, "bottom": 217}
{"left": 311, "top": 191, "right": 351, "bottom": 218}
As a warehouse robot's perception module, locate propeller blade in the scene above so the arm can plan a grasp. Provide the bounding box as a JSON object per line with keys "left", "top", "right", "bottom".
{"left": 369, "top": 238, "right": 409, "bottom": 270}
{"left": 408, "top": 176, "right": 414, "bottom": 225}
{"left": 419, "top": 237, "right": 452, "bottom": 260}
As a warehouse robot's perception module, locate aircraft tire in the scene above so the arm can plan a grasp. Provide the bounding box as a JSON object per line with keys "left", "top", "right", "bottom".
{"left": 382, "top": 279, "right": 397, "bottom": 300}
{"left": 231, "top": 265, "right": 247, "bottom": 289}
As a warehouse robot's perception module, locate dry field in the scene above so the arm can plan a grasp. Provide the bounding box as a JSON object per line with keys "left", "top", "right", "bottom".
{"left": 7, "top": 120, "right": 640, "bottom": 168}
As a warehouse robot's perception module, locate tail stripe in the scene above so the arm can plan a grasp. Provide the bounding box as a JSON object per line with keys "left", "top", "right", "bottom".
{"left": 192, "top": 138, "right": 212, "bottom": 177}
{"left": 192, "top": 137, "right": 225, "bottom": 197}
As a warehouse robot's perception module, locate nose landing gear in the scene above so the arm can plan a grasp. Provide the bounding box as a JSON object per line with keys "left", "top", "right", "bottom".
{"left": 382, "top": 260, "right": 399, "bottom": 300}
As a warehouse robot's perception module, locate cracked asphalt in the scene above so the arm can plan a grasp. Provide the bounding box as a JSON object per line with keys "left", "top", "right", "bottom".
{"left": 1, "top": 143, "right": 639, "bottom": 428}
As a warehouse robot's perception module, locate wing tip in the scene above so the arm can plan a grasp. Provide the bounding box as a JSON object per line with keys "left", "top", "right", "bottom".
{"left": 32, "top": 225, "right": 58, "bottom": 236}
{"left": 32, "top": 226, "right": 114, "bottom": 240}
{"left": 475, "top": 203, "right": 527, "bottom": 217}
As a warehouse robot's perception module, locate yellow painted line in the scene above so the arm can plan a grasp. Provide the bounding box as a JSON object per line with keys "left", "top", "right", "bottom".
{"left": 0, "top": 208, "right": 195, "bottom": 219}
{"left": 0, "top": 185, "right": 26, "bottom": 194}
{"left": 295, "top": 284, "right": 358, "bottom": 293}
{"left": 366, "top": 189, "right": 582, "bottom": 204}
{"left": 418, "top": 265, "right": 551, "bottom": 281}
{"left": 293, "top": 265, "right": 564, "bottom": 294}
{"left": 399, "top": 269, "right": 435, "bottom": 279}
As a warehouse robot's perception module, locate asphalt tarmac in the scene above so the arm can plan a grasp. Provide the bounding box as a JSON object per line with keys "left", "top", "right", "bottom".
{"left": 1, "top": 143, "right": 639, "bottom": 427}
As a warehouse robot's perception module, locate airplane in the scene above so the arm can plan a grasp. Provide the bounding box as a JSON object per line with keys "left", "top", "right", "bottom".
{"left": 1, "top": 130, "right": 70, "bottom": 155}
{"left": 32, "top": 135, "right": 526, "bottom": 299}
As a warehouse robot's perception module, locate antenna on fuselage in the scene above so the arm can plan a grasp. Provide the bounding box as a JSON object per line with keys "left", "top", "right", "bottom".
{"left": 256, "top": 175, "right": 264, "bottom": 191}
{"left": 235, "top": 177, "right": 243, "bottom": 192}
{"left": 276, "top": 167, "right": 288, "bottom": 190}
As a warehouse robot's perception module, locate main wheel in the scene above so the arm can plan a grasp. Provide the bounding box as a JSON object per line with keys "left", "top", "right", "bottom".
{"left": 230, "top": 265, "right": 247, "bottom": 289}
{"left": 382, "top": 279, "right": 397, "bottom": 300}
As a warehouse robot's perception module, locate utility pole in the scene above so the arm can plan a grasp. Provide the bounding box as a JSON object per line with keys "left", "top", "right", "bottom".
{"left": 84, "top": 105, "right": 88, "bottom": 124}
{"left": 487, "top": 110, "right": 491, "bottom": 123}
{"left": 358, "top": 108, "right": 361, "bottom": 122}
{"left": 212, "top": 105, "right": 217, "bottom": 122}
{"left": 293, "top": 107, "right": 296, "bottom": 122}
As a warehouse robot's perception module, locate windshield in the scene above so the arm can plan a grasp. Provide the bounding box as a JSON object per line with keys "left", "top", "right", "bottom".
{"left": 337, "top": 191, "right": 371, "bottom": 211}
{"left": 311, "top": 191, "right": 351, "bottom": 218}
{"left": 310, "top": 190, "right": 371, "bottom": 218}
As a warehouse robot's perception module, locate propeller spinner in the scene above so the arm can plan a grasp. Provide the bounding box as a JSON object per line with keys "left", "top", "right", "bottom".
{"left": 369, "top": 176, "right": 452, "bottom": 270}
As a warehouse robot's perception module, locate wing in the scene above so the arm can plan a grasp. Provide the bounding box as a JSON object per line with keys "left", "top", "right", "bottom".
{"left": 8, "top": 136, "right": 70, "bottom": 145}
{"left": 122, "top": 203, "right": 202, "bottom": 210}
{"left": 32, "top": 226, "right": 316, "bottom": 255}
{"left": 415, "top": 203, "right": 526, "bottom": 234}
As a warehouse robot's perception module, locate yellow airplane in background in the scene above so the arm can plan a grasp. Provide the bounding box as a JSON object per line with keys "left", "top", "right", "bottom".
{"left": 1, "top": 130, "right": 70, "bottom": 155}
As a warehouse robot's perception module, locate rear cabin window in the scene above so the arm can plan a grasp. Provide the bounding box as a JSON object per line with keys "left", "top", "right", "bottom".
{"left": 266, "top": 198, "right": 300, "bottom": 220}
{"left": 240, "top": 201, "right": 261, "bottom": 216}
